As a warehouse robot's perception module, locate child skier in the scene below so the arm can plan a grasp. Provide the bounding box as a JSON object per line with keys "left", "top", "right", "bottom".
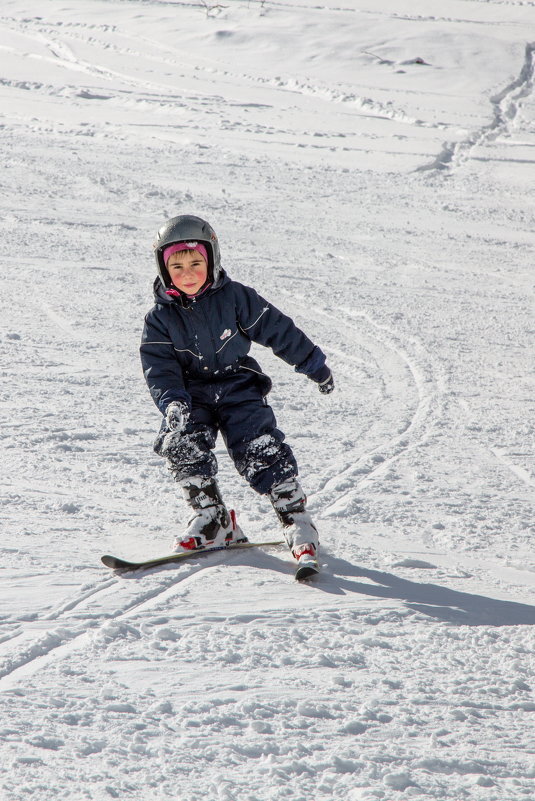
{"left": 141, "top": 214, "right": 334, "bottom": 577}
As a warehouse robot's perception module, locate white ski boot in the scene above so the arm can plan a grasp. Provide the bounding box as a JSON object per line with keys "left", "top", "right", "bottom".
{"left": 173, "top": 476, "right": 247, "bottom": 552}
{"left": 269, "top": 478, "right": 319, "bottom": 578}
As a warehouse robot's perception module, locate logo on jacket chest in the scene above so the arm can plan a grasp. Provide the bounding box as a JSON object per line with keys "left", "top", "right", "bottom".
{"left": 220, "top": 329, "right": 232, "bottom": 340}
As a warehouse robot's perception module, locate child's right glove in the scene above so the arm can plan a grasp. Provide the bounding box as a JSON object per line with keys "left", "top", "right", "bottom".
{"left": 165, "top": 400, "right": 190, "bottom": 434}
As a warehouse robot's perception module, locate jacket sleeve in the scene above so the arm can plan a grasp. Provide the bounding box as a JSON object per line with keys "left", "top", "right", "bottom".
{"left": 140, "top": 308, "right": 191, "bottom": 414}
{"left": 235, "top": 284, "right": 327, "bottom": 380}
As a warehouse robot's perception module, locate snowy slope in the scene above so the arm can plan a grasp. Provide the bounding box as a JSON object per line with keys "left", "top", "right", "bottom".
{"left": 1, "top": 1, "right": 534, "bottom": 799}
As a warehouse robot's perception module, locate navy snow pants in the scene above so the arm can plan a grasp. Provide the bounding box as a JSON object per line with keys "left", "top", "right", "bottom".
{"left": 154, "top": 371, "right": 298, "bottom": 494}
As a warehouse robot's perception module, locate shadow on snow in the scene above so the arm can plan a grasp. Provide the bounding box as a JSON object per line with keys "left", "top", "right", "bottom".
{"left": 117, "top": 547, "right": 535, "bottom": 626}
{"left": 316, "top": 552, "right": 535, "bottom": 627}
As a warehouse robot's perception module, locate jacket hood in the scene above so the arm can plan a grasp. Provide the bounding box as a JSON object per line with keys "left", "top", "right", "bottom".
{"left": 152, "top": 268, "right": 230, "bottom": 306}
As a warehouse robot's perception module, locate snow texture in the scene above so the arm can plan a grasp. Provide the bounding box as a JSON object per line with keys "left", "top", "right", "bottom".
{"left": 1, "top": 1, "right": 534, "bottom": 799}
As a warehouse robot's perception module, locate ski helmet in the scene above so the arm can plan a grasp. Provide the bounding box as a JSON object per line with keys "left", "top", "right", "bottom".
{"left": 154, "top": 215, "right": 221, "bottom": 288}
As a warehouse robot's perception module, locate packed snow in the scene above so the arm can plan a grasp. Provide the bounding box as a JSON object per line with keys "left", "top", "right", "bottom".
{"left": 1, "top": 1, "right": 534, "bottom": 799}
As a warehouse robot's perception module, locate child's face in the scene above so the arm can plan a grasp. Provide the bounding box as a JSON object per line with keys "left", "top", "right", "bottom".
{"left": 167, "top": 249, "right": 208, "bottom": 295}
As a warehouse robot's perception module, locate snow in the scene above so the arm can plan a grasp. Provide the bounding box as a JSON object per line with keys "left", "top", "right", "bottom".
{"left": 1, "top": 0, "right": 534, "bottom": 798}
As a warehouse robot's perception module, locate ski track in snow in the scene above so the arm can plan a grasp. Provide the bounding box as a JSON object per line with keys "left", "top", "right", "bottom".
{"left": 1, "top": 1, "right": 534, "bottom": 799}
{"left": 0, "top": 548, "right": 258, "bottom": 691}
{"left": 273, "top": 291, "right": 447, "bottom": 521}
{"left": 420, "top": 40, "right": 535, "bottom": 172}
{"left": 314, "top": 306, "right": 444, "bottom": 510}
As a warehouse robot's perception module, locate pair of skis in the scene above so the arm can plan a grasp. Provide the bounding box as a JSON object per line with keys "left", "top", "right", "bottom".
{"left": 101, "top": 539, "right": 319, "bottom": 581}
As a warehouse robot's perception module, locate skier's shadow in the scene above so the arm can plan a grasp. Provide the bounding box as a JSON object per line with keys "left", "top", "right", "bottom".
{"left": 313, "top": 552, "right": 535, "bottom": 627}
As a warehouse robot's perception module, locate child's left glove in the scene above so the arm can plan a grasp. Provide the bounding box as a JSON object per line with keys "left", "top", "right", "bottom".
{"left": 165, "top": 400, "right": 190, "bottom": 434}
{"left": 309, "top": 365, "right": 335, "bottom": 394}
{"left": 318, "top": 372, "right": 334, "bottom": 394}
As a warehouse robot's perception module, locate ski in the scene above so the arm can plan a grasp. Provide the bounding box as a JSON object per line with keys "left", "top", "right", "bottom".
{"left": 295, "top": 561, "right": 320, "bottom": 581}
{"left": 101, "top": 540, "right": 285, "bottom": 571}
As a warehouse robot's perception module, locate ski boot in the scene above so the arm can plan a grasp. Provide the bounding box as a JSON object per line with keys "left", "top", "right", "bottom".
{"left": 173, "top": 476, "right": 247, "bottom": 552}
{"left": 269, "top": 478, "right": 319, "bottom": 579}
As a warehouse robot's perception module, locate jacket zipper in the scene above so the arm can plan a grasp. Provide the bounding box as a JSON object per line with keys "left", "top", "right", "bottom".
{"left": 199, "top": 302, "right": 218, "bottom": 371}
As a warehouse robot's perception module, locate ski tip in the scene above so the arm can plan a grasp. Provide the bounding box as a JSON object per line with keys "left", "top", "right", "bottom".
{"left": 295, "top": 564, "right": 320, "bottom": 582}
{"left": 101, "top": 555, "right": 133, "bottom": 570}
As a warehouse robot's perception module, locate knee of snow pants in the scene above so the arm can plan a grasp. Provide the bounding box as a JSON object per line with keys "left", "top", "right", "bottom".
{"left": 233, "top": 434, "right": 298, "bottom": 495}
{"left": 153, "top": 419, "right": 217, "bottom": 483}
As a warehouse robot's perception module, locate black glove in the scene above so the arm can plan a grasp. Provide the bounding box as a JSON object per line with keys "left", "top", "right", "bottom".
{"left": 308, "top": 364, "right": 335, "bottom": 394}
{"left": 165, "top": 401, "right": 190, "bottom": 434}
{"left": 318, "top": 372, "right": 334, "bottom": 394}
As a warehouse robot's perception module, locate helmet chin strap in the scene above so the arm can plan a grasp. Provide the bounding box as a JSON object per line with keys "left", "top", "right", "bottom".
{"left": 165, "top": 281, "right": 213, "bottom": 300}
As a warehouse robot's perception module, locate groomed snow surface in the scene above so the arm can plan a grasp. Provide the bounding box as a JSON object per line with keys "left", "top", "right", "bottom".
{"left": 1, "top": 1, "right": 534, "bottom": 799}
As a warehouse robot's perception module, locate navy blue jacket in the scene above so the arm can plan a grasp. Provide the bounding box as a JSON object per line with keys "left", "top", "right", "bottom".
{"left": 141, "top": 271, "right": 327, "bottom": 414}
